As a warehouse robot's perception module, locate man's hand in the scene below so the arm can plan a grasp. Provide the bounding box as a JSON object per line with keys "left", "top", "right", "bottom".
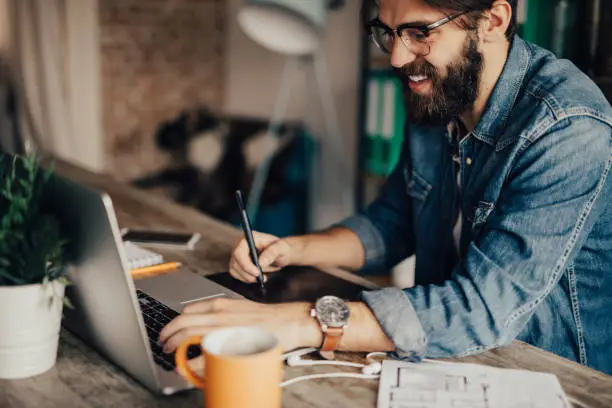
{"left": 157, "top": 297, "right": 396, "bottom": 355}
{"left": 230, "top": 227, "right": 367, "bottom": 282}
{"left": 157, "top": 297, "right": 321, "bottom": 353}
{"left": 229, "top": 231, "right": 303, "bottom": 283}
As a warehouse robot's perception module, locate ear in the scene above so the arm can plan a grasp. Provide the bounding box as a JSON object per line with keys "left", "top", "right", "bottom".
{"left": 479, "top": 0, "right": 512, "bottom": 43}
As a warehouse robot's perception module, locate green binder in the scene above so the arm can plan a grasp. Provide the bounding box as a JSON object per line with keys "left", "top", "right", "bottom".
{"left": 520, "top": 0, "right": 555, "bottom": 49}
{"left": 364, "top": 70, "right": 406, "bottom": 176}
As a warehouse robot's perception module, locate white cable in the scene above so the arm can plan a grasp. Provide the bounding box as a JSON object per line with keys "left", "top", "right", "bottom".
{"left": 282, "top": 352, "right": 586, "bottom": 405}
{"left": 568, "top": 396, "right": 592, "bottom": 408}
{"left": 287, "top": 355, "right": 367, "bottom": 369}
{"left": 281, "top": 348, "right": 387, "bottom": 387}
{"left": 280, "top": 372, "right": 380, "bottom": 388}
{"left": 366, "top": 352, "right": 388, "bottom": 361}
{"left": 281, "top": 347, "right": 318, "bottom": 361}
{"left": 422, "top": 358, "right": 452, "bottom": 364}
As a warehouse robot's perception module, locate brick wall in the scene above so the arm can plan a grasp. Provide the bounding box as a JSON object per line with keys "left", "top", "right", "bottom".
{"left": 100, "top": 0, "right": 225, "bottom": 181}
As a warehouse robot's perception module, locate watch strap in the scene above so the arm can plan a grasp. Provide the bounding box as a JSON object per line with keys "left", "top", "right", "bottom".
{"left": 321, "top": 326, "right": 344, "bottom": 352}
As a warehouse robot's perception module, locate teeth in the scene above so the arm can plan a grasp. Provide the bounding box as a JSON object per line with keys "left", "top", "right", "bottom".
{"left": 409, "top": 75, "right": 427, "bottom": 82}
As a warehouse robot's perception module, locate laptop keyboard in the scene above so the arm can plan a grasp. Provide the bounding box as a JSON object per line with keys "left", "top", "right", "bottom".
{"left": 136, "top": 289, "right": 201, "bottom": 371}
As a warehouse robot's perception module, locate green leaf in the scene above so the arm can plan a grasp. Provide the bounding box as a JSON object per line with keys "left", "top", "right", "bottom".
{"left": 44, "top": 161, "right": 55, "bottom": 181}
{"left": 57, "top": 276, "right": 71, "bottom": 287}
{"left": 0, "top": 268, "right": 26, "bottom": 285}
{"left": 63, "top": 296, "right": 74, "bottom": 310}
{"left": 0, "top": 153, "right": 70, "bottom": 287}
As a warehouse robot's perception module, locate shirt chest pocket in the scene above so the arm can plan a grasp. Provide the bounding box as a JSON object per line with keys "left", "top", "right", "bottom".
{"left": 468, "top": 200, "right": 495, "bottom": 237}
{"left": 404, "top": 167, "right": 432, "bottom": 214}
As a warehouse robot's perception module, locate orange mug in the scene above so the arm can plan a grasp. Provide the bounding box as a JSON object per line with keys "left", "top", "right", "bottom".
{"left": 175, "top": 327, "right": 282, "bottom": 408}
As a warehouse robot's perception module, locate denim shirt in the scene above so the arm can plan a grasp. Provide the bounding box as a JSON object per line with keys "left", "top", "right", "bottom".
{"left": 339, "top": 36, "right": 612, "bottom": 374}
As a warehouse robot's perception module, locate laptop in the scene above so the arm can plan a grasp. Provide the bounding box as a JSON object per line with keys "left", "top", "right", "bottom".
{"left": 45, "top": 172, "right": 242, "bottom": 395}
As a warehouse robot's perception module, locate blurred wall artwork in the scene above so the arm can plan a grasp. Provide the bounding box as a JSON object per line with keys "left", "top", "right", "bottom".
{"left": 131, "top": 108, "right": 315, "bottom": 237}
{"left": 100, "top": 0, "right": 226, "bottom": 182}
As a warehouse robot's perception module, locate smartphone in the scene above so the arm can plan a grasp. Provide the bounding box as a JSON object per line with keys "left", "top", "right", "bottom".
{"left": 120, "top": 228, "right": 201, "bottom": 250}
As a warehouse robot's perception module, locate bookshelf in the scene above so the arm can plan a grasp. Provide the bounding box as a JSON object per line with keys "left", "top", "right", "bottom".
{"left": 355, "top": 0, "right": 612, "bottom": 211}
{"left": 355, "top": 0, "right": 398, "bottom": 209}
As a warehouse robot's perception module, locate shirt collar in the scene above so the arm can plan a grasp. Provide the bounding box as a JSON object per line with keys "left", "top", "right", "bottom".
{"left": 471, "top": 36, "right": 532, "bottom": 147}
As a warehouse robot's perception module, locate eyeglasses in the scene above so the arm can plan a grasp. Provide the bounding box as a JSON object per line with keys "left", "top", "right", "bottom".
{"left": 366, "top": 12, "right": 468, "bottom": 56}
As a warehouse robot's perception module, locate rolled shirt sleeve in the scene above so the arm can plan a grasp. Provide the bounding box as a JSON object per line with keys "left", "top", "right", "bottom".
{"left": 361, "top": 287, "right": 427, "bottom": 360}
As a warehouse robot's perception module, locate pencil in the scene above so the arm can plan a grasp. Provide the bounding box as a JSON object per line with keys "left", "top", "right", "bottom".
{"left": 130, "top": 261, "right": 183, "bottom": 277}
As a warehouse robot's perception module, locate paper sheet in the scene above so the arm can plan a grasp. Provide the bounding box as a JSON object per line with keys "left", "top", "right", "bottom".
{"left": 123, "top": 241, "right": 164, "bottom": 269}
{"left": 377, "top": 359, "right": 571, "bottom": 408}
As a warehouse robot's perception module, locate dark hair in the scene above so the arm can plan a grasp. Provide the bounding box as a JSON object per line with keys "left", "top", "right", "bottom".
{"left": 363, "top": 0, "right": 518, "bottom": 41}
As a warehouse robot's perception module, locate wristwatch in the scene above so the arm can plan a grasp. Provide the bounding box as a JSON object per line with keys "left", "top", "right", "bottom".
{"left": 310, "top": 296, "right": 350, "bottom": 353}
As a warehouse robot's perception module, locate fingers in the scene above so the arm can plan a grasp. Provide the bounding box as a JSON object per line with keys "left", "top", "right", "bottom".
{"left": 159, "top": 313, "right": 214, "bottom": 344}
{"left": 251, "top": 231, "right": 280, "bottom": 251}
{"left": 161, "top": 326, "right": 219, "bottom": 353}
{"left": 176, "top": 355, "right": 205, "bottom": 377}
{"left": 259, "top": 239, "right": 292, "bottom": 269}
{"left": 158, "top": 299, "right": 298, "bottom": 356}
{"left": 229, "top": 238, "right": 259, "bottom": 282}
{"left": 158, "top": 298, "right": 254, "bottom": 344}
{"left": 229, "top": 256, "right": 258, "bottom": 283}
{"left": 229, "top": 231, "right": 282, "bottom": 282}
{"left": 159, "top": 308, "right": 265, "bottom": 352}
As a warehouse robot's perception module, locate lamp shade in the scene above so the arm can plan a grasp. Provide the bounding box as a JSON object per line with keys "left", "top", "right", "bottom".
{"left": 238, "top": 0, "right": 328, "bottom": 56}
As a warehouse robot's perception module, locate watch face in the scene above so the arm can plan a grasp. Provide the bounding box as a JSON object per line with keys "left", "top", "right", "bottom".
{"left": 315, "top": 296, "right": 350, "bottom": 327}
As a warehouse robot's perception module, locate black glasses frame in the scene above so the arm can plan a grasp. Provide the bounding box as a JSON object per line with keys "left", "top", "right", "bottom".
{"left": 365, "top": 11, "right": 469, "bottom": 54}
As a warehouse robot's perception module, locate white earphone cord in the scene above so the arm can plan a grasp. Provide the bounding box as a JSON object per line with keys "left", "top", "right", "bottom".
{"left": 281, "top": 348, "right": 585, "bottom": 406}
{"left": 280, "top": 349, "right": 386, "bottom": 388}
{"left": 280, "top": 373, "right": 379, "bottom": 388}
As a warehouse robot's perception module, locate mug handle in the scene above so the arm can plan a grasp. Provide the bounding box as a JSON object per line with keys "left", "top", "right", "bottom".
{"left": 175, "top": 336, "right": 207, "bottom": 388}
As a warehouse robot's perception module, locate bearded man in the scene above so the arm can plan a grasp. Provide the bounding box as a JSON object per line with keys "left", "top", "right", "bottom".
{"left": 159, "top": 0, "right": 612, "bottom": 375}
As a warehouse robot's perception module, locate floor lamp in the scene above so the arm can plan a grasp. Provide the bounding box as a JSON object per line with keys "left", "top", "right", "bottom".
{"left": 237, "top": 0, "right": 351, "bottom": 229}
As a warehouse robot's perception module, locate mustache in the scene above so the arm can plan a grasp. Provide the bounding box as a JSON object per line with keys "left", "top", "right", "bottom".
{"left": 394, "top": 62, "right": 438, "bottom": 79}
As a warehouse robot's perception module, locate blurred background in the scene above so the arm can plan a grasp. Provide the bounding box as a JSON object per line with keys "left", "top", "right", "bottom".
{"left": 0, "top": 0, "right": 611, "bottom": 288}
{"left": 0, "top": 0, "right": 361, "bottom": 237}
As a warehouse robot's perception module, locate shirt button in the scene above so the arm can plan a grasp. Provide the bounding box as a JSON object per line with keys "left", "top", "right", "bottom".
{"left": 466, "top": 157, "right": 473, "bottom": 166}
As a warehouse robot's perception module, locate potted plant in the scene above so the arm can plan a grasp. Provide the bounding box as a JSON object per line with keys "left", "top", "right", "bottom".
{"left": 0, "top": 153, "right": 70, "bottom": 379}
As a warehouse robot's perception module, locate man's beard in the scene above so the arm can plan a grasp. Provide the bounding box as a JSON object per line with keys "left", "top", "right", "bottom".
{"left": 395, "top": 33, "right": 483, "bottom": 126}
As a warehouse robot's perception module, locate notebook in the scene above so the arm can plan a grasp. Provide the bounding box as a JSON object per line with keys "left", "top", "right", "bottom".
{"left": 123, "top": 241, "right": 164, "bottom": 269}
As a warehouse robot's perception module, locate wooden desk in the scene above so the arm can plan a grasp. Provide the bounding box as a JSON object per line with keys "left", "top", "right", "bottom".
{"left": 1, "top": 161, "right": 611, "bottom": 408}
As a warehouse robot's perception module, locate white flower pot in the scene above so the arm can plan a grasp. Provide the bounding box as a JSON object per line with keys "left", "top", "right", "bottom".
{"left": 0, "top": 280, "right": 65, "bottom": 379}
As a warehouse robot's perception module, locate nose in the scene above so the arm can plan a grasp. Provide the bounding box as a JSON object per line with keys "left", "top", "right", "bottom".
{"left": 390, "top": 37, "right": 417, "bottom": 68}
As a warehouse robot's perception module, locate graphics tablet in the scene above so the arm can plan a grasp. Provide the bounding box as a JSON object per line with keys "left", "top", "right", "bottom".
{"left": 206, "top": 266, "right": 371, "bottom": 303}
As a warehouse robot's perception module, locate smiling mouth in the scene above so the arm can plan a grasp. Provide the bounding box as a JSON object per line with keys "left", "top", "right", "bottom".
{"left": 408, "top": 75, "right": 429, "bottom": 83}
